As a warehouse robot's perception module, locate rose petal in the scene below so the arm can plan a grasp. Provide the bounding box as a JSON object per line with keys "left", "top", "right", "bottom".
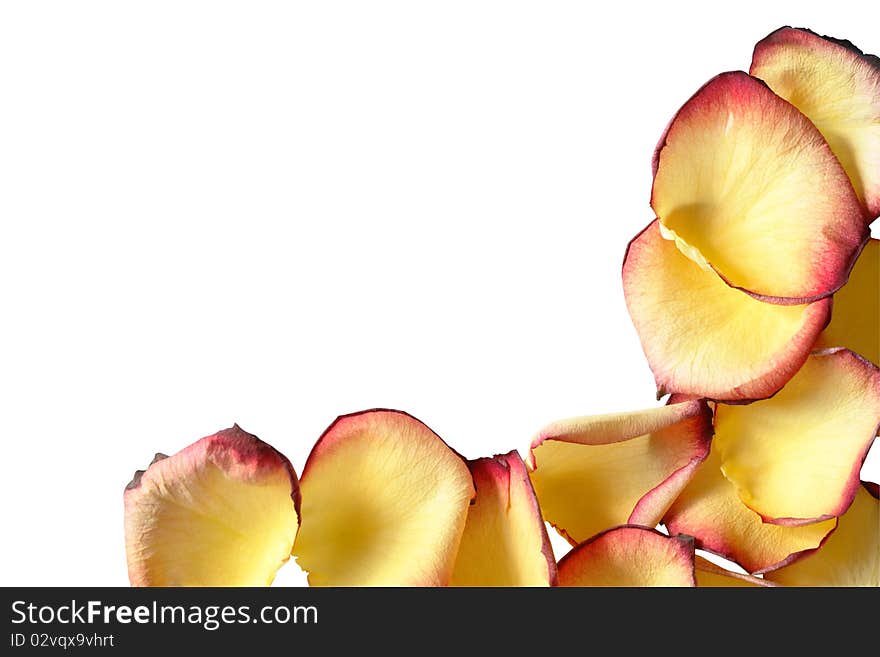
{"left": 652, "top": 71, "right": 867, "bottom": 302}
{"left": 751, "top": 27, "right": 880, "bottom": 218}
{"left": 528, "top": 399, "right": 712, "bottom": 545}
{"left": 292, "top": 409, "right": 474, "bottom": 586}
{"left": 716, "top": 349, "right": 880, "bottom": 523}
{"left": 664, "top": 443, "right": 835, "bottom": 573}
{"left": 623, "top": 220, "right": 830, "bottom": 401}
{"left": 557, "top": 526, "right": 695, "bottom": 587}
{"left": 815, "top": 239, "right": 879, "bottom": 365}
{"left": 124, "top": 425, "right": 300, "bottom": 586}
{"left": 765, "top": 483, "right": 879, "bottom": 587}
{"left": 450, "top": 451, "right": 556, "bottom": 586}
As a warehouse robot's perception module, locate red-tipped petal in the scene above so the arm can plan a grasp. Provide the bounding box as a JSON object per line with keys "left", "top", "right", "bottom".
{"left": 124, "top": 425, "right": 300, "bottom": 586}
{"left": 623, "top": 220, "right": 830, "bottom": 401}
{"left": 292, "top": 409, "right": 475, "bottom": 586}
{"left": 751, "top": 27, "right": 880, "bottom": 218}
{"left": 528, "top": 400, "right": 712, "bottom": 545}
{"left": 765, "top": 483, "right": 879, "bottom": 586}
{"left": 664, "top": 443, "right": 835, "bottom": 574}
{"left": 716, "top": 349, "right": 880, "bottom": 524}
{"left": 652, "top": 71, "right": 867, "bottom": 302}
{"left": 557, "top": 526, "right": 696, "bottom": 587}
{"left": 450, "top": 451, "right": 556, "bottom": 586}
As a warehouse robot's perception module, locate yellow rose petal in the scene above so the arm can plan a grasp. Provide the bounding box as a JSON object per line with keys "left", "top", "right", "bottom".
{"left": 766, "top": 483, "right": 879, "bottom": 587}
{"left": 528, "top": 399, "right": 712, "bottom": 544}
{"left": 293, "top": 409, "right": 474, "bottom": 586}
{"left": 124, "top": 425, "right": 300, "bottom": 586}
{"left": 624, "top": 221, "right": 830, "bottom": 400}
{"left": 716, "top": 350, "right": 880, "bottom": 523}
{"left": 451, "top": 451, "right": 556, "bottom": 586}
{"left": 653, "top": 71, "right": 867, "bottom": 301}
{"left": 751, "top": 27, "right": 880, "bottom": 218}
{"left": 557, "top": 526, "right": 695, "bottom": 587}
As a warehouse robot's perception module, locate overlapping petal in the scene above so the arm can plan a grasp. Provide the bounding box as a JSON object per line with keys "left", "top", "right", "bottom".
{"left": 623, "top": 221, "right": 830, "bottom": 401}
{"left": 816, "top": 239, "right": 879, "bottom": 365}
{"left": 751, "top": 27, "right": 880, "bottom": 218}
{"left": 292, "top": 409, "right": 475, "bottom": 586}
{"left": 652, "top": 71, "right": 867, "bottom": 302}
{"left": 450, "top": 451, "right": 556, "bottom": 586}
{"left": 557, "top": 526, "right": 695, "bottom": 587}
{"left": 716, "top": 349, "right": 880, "bottom": 524}
{"left": 528, "top": 400, "right": 712, "bottom": 545}
{"left": 664, "top": 444, "right": 835, "bottom": 573}
{"left": 124, "top": 425, "right": 300, "bottom": 586}
{"left": 694, "top": 556, "right": 776, "bottom": 587}
{"left": 765, "top": 483, "right": 879, "bottom": 587}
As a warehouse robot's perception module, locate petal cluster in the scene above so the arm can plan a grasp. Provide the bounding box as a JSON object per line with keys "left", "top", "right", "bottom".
{"left": 624, "top": 26, "right": 880, "bottom": 586}
{"left": 123, "top": 26, "right": 879, "bottom": 588}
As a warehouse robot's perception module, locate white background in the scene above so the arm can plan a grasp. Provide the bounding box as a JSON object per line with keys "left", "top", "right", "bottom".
{"left": 0, "top": 1, "right": 876, "bottom": 586}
